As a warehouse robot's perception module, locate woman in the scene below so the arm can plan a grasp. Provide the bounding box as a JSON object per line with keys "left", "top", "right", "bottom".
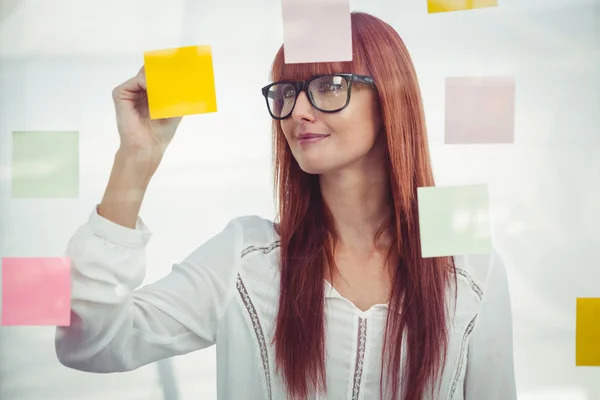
{"left": 56, "top": 12, "right": 516, "bottom": 400}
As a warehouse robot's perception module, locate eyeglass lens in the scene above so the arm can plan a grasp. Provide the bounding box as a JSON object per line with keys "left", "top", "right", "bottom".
{"left": 267, "top": 75, "right": 349, "bottom": 118}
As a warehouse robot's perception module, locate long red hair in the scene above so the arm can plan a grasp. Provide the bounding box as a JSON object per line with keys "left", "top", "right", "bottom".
{"left": 270, "top": 12, "right": 456, "bottom": 400}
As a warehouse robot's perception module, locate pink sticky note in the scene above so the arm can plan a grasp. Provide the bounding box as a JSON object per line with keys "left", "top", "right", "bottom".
{"left": 282, "top": 0, "right": 352, "bottom": 64}
{"left": 1, "top": 257, "right": 71, "bottom": 326}
{"left": 445, "top": 77, "right": 515, "bottom": 144}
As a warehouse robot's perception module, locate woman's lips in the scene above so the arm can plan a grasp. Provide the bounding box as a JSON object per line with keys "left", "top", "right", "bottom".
{"left": 297, "top": 135, "right": 329, "bottom": 145}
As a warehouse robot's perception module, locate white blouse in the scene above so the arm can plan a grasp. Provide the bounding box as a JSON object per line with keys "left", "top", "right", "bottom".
{"left": 56, "top": 206, "right": 517, "bottom": 400}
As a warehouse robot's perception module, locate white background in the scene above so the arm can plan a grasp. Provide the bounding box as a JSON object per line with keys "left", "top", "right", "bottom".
{"left": 0, "top": 0, "right": 599, "bottom": 399}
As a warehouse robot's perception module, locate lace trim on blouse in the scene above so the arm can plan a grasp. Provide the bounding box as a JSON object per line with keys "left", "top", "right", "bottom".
{"left": 236, "top": 242, "right": 281, "bottom": 400}
{"left": 351, "top": 317, "right": 368, "bottom": 400}
{"left": 456, "top": 267, "right": 483, "bottom": 301}
{"left": 448, "top": 267, "right": 483, "bottom": 400}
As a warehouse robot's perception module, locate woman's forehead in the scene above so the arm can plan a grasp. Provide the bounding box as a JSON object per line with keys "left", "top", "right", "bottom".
{"left": 273, "top": 60, "right": 368, "bottom": 82}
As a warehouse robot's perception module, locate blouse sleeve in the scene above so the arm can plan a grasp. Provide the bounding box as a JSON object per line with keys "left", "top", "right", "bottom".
{"left": 464, "top": 251, "right": 518, "bottom": 399}
{"left": 55, "top": 206, "right": 243, "bottom": 373}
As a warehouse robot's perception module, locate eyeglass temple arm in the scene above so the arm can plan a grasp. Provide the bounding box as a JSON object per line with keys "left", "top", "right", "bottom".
{"left": 353, "top": 75, "right": 376, "bottom": 87}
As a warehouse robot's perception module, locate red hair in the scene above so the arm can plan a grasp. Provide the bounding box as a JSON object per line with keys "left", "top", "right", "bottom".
{"left": 270, "top": 12, "right": 457, "bottom": 399}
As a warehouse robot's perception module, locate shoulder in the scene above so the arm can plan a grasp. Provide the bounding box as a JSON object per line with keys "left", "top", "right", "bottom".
{"left": 183, "top": 215, "right": 278, "bottom": 271}
{"left": 228, "top": 215, "right": 276, "bottom": 239}
{"left": 225, "top": 215, "right": 279, "bottom": 255}
{"left": 228, "top": 216, "right": 281, "bottom": 293}
{"left": 452, "top": 249, "right": 509, "bottom": 304}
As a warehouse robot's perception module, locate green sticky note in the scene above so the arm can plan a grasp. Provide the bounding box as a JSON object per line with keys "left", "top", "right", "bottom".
{"left": 576, "top": 298, "right": 600, "bottom": 366}
{"left": 417, "top": 184, "right": 492, "bottom": 258}
{"left": 11, "top": 131, "right": 79, "bottom": 198}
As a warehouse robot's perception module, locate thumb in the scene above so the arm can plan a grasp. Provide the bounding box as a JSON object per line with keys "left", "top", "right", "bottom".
{"left": 136, "top": 66, "right": 147, "bottom": 91}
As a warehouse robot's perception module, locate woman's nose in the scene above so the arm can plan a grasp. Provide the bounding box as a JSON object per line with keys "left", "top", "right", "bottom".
{"left": 291, "top": 91, "right": 316, "bottom": 122}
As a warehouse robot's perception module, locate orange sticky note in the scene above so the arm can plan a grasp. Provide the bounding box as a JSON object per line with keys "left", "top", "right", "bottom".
{"left": 445, "top": 77, "right": 515, "bottom": 144}
{"left": 428, "top": 0, "right": 498, "bottom": 13}
{"left": 1, "top": 257, "right": 71, "bottom": 326}
{"left": 144, "top": 45, "right": 217, "bottom": 119}
{"left": 576, "top": 298, "right": 600, "bottom": 366}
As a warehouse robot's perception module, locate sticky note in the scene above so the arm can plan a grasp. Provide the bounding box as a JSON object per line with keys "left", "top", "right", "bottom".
{"left": 1, "top": 257, "right": 71, "bottom": 326}
{"left": 144, "top": 45, "right": 217, "bottom": 119}
{"left": 576, "top": 298, "right": 600, "bottom": 366}
{"left": 417, "top": 185, "right": 492, "bottom": 258}
{"left": 445, "top": 77, "right": 515, "bottom": 144}
{"left": 428, "top": 0, "right": 498, "bottom": 13}
{"left": 11, "top": 131, "right": 79, "bottom": 198}
{"left": 282, "top": 0, "right": 352, "bottom": 64}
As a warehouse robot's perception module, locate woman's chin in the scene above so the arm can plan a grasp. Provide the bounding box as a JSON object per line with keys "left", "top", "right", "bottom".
{"left": 298, "top": 162, "right": 329, "bottom": 175}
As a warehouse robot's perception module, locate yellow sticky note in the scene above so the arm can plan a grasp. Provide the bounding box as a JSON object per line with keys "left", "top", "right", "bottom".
{"left": 576, "top": 298, "right": 600, "bottom": 366}
{"left": 144, "top": 45, "right": 217, "bottom": 119}
{"left": 428, "top": 0, "right": 498, "bottom": 13}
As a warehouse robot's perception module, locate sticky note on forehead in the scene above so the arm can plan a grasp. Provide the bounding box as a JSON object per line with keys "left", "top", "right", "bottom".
{"left": 428, "top": 0, "right": 498, "bottom": 13}
{"left": 281, "top": 0, "right": 352, "bottom": 64}
{"left": 143, "top": 45, "right": 217, "bottom": 119}
{"left": 1, "top": 257, "right": 71, "bottom": 326}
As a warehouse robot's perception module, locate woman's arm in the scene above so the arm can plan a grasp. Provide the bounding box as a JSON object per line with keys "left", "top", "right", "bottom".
{"left": 55, "top": 207, "right": 243, "bottom": 373}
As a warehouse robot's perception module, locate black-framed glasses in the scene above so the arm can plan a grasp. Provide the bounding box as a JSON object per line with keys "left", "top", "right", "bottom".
{"left": 261, "top": 73, "right": 376, "bottom": 120}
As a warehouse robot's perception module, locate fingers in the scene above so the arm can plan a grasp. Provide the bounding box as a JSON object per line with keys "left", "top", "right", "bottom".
{"left": 122, "top": 66, "right": 147, "bottom": 91}
{"left": 129, "top": 67, "right": 147, "bottom": 91}
{"left": 112, "top": 67, "right": 147, "bottom": 101}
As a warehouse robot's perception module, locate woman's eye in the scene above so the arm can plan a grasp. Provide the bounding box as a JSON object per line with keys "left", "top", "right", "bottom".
{"left": 321, "top": 84, "right": 343, "bottom": 92}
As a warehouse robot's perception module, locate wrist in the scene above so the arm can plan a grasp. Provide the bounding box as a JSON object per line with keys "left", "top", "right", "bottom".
{"left": 110, "top": 149, "right": 159, "bottom": 192}
{"left": 115, "top": 146, "right": 163, "bottom": 167}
